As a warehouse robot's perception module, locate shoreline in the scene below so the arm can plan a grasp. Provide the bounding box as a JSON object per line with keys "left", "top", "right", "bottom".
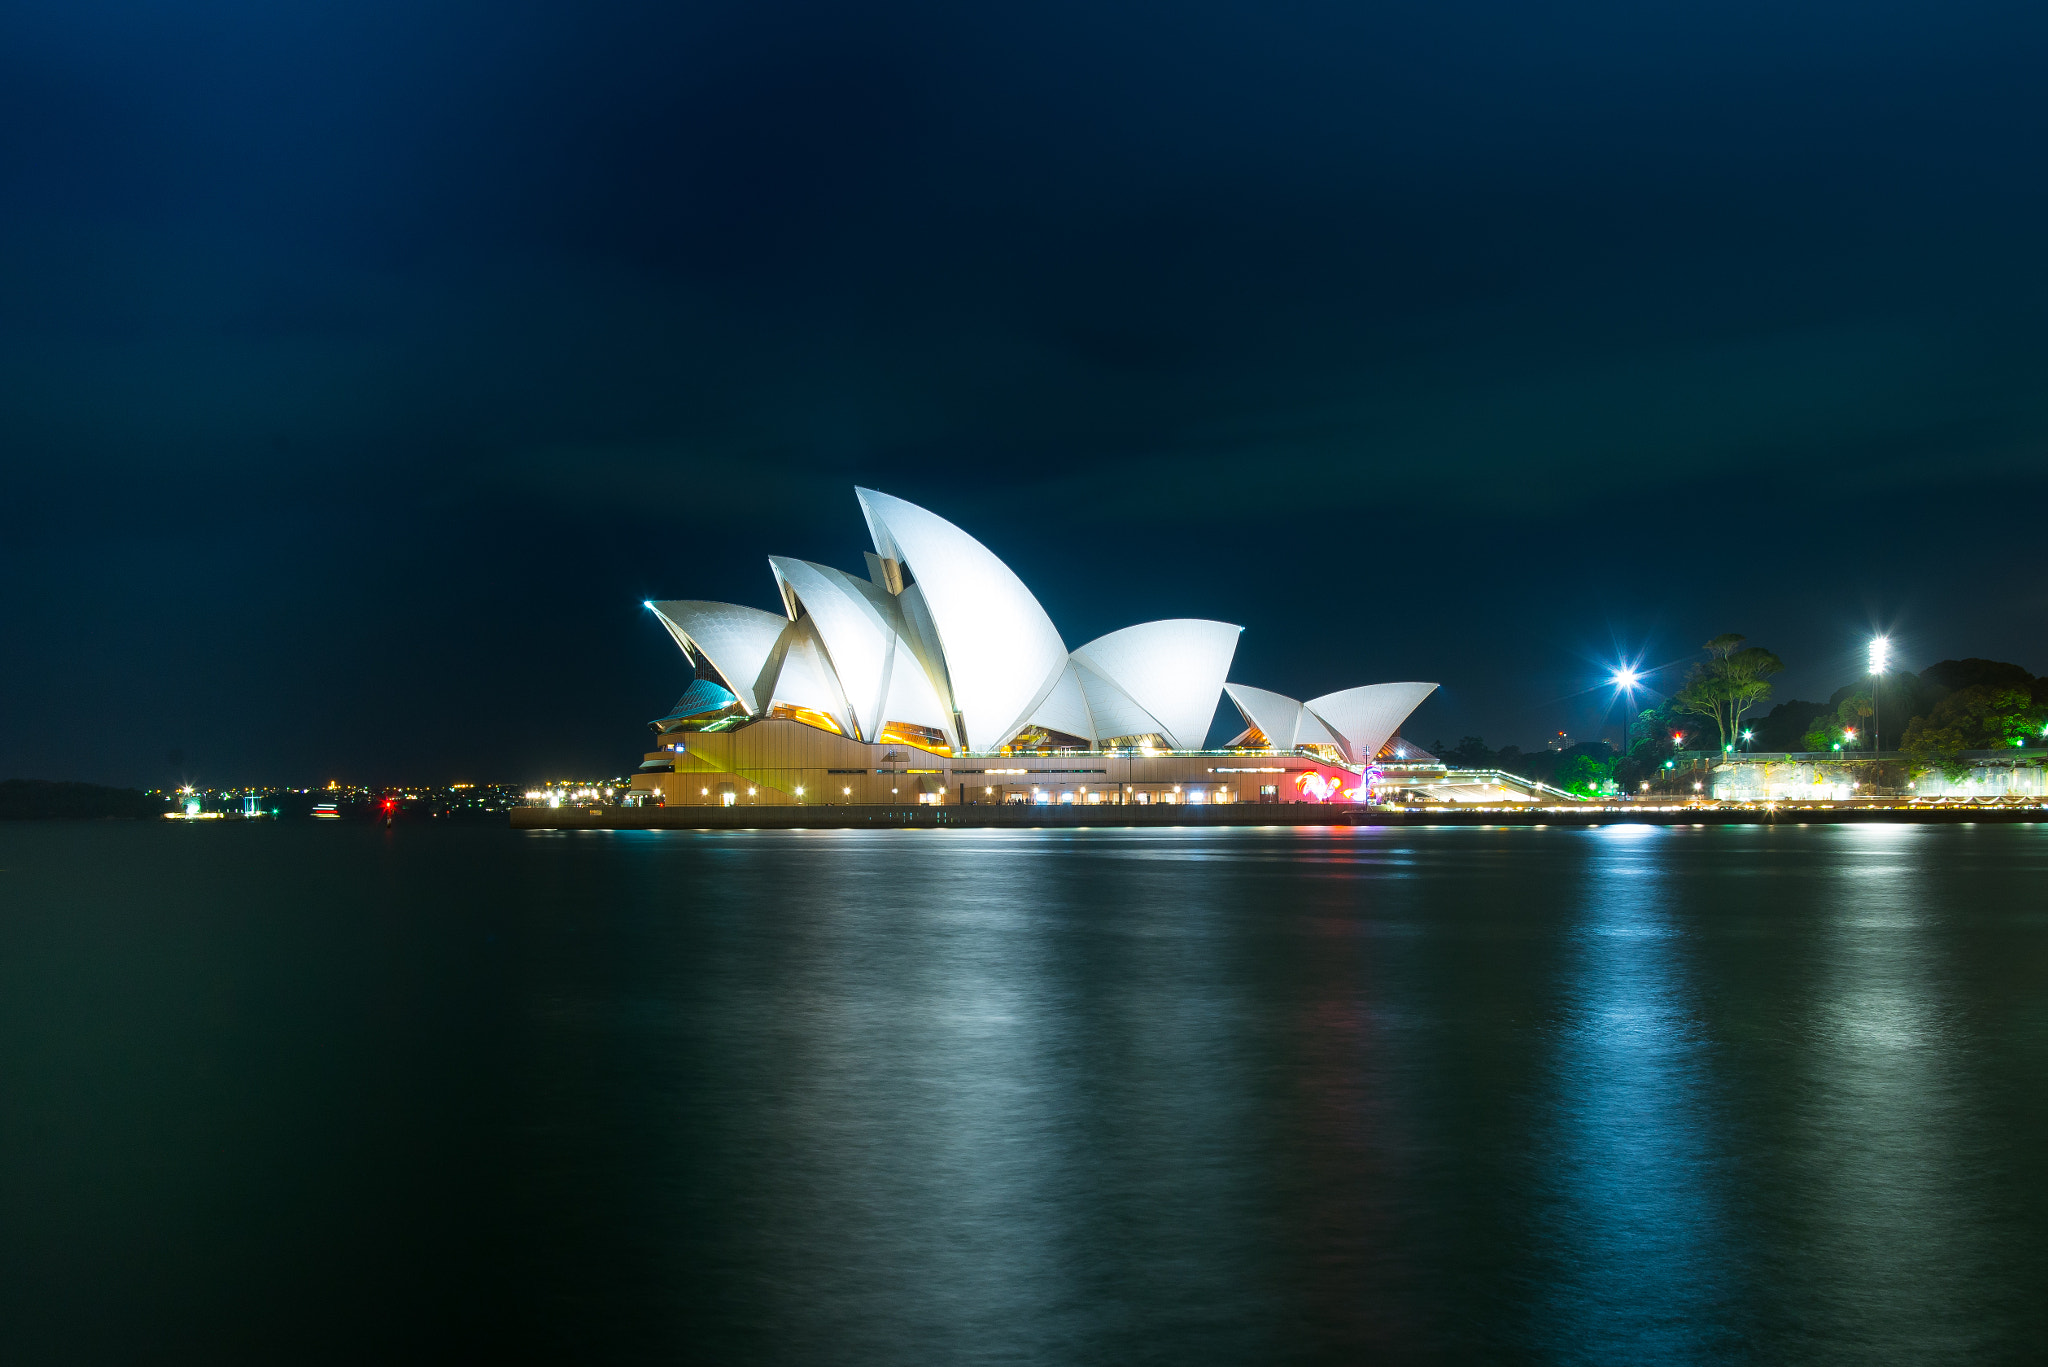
{"left": 510, "top": 803, "right": 2048, "bottom": 831}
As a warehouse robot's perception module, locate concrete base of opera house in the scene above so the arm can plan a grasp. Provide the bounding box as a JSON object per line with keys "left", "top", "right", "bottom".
{"left": 512, "top": 803, "right": 2048, "bottom": 831}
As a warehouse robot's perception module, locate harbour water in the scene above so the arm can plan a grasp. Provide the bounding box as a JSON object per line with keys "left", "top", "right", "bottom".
{"left": 3, "top": 821, "right": 2045, "bottom": 1363}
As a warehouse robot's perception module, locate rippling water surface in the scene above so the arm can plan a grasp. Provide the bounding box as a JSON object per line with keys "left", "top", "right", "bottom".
{"left": 3, "top": 821, "right": 2046, "bottom": 1364}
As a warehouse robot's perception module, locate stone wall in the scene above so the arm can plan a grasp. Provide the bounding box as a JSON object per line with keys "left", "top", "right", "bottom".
{"left": 1712, "top": 753, "right": 2045, "bottom": 800}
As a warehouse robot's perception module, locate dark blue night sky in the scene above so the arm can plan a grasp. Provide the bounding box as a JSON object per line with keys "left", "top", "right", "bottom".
{"left": 5, "top": 0, "right": 2045, "bottom": 785}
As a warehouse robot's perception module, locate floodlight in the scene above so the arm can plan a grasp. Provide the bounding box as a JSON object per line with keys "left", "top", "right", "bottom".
{"left": 1869, "top": 636, "right": 1890, "bottom": 674}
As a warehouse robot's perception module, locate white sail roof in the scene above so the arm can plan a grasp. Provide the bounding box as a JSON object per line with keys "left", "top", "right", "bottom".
{"left": 763, "top": 618, "right": 853, "bottom": 733}
{"left": 767, "top": 556, "right": 958, "bottom": 743}
{"left": 1028, "top": 659, "right": 1099, "bottom": 741}
{"left": 892, "top": 583, "right": 957, "bottom": 729}
{"left": 1072, "top": 619, "right": 1240, "bottom": 751}
{"left": 769, "top": 557, "right": 895, "bottom": 740}
{"left": 1223, "top": 683, "right": 1309, "bottom": 750}
{"left": 1075, "top": 661, "right": 1163, "bottom": 743}
{"left": 1028, "top": 656, "right": 1193, "bottom": 747}
{"left": 877, "top": 631, "right": 957, "bottom": 739}
{"left": 1220, "top": 680, "right": 1400, "bottom": 754}
{"left": 647, "top": 492, "right": 1438, "bottom": 762}
{"left": 1302, "top": 682, "right": 1440, "bottom": 764}
{"left": 855, "top": 488, "right": 1068, "bottom": 750}
{"left": 1294, "top": 707, "right": 1342, "bottom": 750}
{"left": 647, "top": 600, "right": 789, "bottom": 714}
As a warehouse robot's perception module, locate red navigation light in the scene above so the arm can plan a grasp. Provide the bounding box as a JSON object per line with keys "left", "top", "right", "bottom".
{"left": 381, "top": 798, "right": 396, "bottom": 811}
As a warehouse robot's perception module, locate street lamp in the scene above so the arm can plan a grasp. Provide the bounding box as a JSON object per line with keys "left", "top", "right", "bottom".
{"left": 1609, "top": 666, "right": 1641, "bottom": 757}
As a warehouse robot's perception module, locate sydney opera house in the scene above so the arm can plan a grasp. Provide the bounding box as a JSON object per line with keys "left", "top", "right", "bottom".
{"left": 629, "top": 489, "right": 1436, "bottom": 808}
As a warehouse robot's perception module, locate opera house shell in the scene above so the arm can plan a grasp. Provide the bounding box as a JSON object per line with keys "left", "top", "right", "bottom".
{"left": 632, "top": 489, "right": 1436, "bottom": 808}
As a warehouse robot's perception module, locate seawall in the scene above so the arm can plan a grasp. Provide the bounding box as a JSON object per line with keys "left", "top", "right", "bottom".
{"left": 510, "top": 804, "right": 2048, "bottom": 831}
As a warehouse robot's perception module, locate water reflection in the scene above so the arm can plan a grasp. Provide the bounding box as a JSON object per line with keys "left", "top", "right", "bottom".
{"left": 8, "top": 823, "right": 2046, "bottom": 1363}
{"left": 1534, "top": 826, "right": 1742, "bottom": 1362}
{"left": 702, "top": 832, "right": 1283, "bottom": 1362}
{"left": 1782, "top": 825, "right": 1992, "bottom": 1361}
{"left": 501, "top": 826, "right": 2048, "bottom": 1363}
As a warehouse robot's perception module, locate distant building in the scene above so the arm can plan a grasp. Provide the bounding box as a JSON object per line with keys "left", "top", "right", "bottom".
{"left": 630, "top": 489, "right": 1437, "bottom": 808}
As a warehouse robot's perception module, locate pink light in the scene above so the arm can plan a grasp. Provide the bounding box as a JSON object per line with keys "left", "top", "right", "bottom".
{"left": 1296, "top": 772, "right": 1341, "bottom": 802}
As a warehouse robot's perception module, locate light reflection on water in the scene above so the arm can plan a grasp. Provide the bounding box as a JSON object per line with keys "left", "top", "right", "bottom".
{"left": 2, "top": 821, "right": 2046, "bottom": 1363}
{"left": 1533, "top": 826, "right": 1744, "bottom": 1363}
{"left": 1786, "top": 824, "right": 1995, "bottom": 1363}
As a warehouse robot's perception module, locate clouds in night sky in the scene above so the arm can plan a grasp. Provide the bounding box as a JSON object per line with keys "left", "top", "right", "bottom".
{"left": 5, "top": 0, "right": 2046, "bottom": 783}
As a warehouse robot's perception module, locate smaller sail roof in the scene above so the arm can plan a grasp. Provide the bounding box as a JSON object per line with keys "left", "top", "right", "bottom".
{"left": 1029, "top": 659, "right": 1101, "bottom": 742}
{"left": 1225, "top": 680, "right": 1438, "bottom": 762}
{"left": 769, "top": 557, "right": 896, "bottom": 740}
{"left": 1303, "top": 683, "right": 1440, "bottom": 764}
{"left": 764, "top": 620, "right": 853, "bottom": 733}
{"left": 1072, "top": 620, "right": 1240, "bottom": 751}
{"left": 1223, "top": 683, "right": 1311, "bottom": 750}
{"left": 652, "top": 679, "right": 741, "bottom": 725}
{"left": 647, "top": 600, "right": 789, "bottom": 714}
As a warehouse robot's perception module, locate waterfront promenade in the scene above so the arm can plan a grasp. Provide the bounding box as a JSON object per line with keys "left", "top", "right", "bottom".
{"left": 512, "top": 801, "right": 2048, "bottom": 831}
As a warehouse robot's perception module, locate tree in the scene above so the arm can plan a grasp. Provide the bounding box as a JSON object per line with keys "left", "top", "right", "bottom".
{"left": 1434, "top": 736, "right": 1497, "bottom": 769}
{"left": 1803, "top": 691, "right": 1870, "bottom": 752}
{"left": 1554, "top": 753, "right": 1612, "bottom": 799}
{"left": 1751, "top": 698, "right": 1829, "bottom": 752}
{"left": 1671, "top": 634, "right": 1785, "bottom": 753}
{"left": 1902, "top": 685, "right": 2046, "bottom": 779}
{"left": 1919, "top": 659, "right": 2033, "bottom": 694}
